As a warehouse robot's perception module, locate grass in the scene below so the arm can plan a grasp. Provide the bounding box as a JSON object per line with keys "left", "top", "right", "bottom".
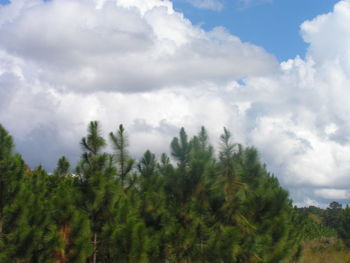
{"left": 297, "top": 237, "right": 350, "bottom": 263}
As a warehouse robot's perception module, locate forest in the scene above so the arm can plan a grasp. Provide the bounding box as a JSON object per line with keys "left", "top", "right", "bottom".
{"left": 0, "top": 121, "right": 350, "bottom": 263}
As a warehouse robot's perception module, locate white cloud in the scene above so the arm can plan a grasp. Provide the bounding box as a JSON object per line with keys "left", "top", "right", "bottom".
{"left": 116, "top": 0, "right": 174, "bottom": 15}
{"left": 226, "top": 0, "right": 350, "bottom": 205}
{"left": 185, "top": 0, "right": 224, "bottom": 11}
{"left": 2, "top": 0, "right": 350, "bottom": 206}
{"left": 0, "top": 0, "right": 275, "bottom": 167}
{"left": 0, "top": 0, "right": 275, "bottom": 93}
{"left": 314, "top": 189, "right": 350, "bottom": 200}
{"left": 1, "top": 0, "right": 254, "bottom": 168}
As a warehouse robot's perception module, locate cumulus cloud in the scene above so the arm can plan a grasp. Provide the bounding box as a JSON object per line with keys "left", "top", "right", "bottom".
{"left": 227, "top": 0, "right": 350, "bottom": 206}
{"left": 314, "top": 189, "right": 350, "bottom": 200}
{"left": 2, "top": 0, "right": 350, "bottom": 206}
{"left": 0, "top": 0, "right": 273, "bottom": 170}
{"left": 0, "top": 0, "right": 275, "bottom": 93}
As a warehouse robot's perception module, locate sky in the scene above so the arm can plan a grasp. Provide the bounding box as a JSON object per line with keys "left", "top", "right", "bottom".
{"left": 0, "top": 0, "right": 350, "bottom": 207}
{"left": 172, "top": 0, "right": 340, "bottom": 61}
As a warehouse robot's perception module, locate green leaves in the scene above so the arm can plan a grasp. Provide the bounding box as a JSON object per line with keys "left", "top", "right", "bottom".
{"left": 171, "top": 127, "right": 191, "bottom": 166}
{"left": 54, "top": 156, "right": 70, "bottom": 177}
{"left": 0, "top": 122, "right": 307, "bottom": 262}
{"left": 0, "top": 124, "right": 14, "bottom": 159}
{"left": 110, "top": 124, "right": 134, "bottom": 185}
{"left": 138, "top": 150, "right": 156, "bottom": 179}
{"left": 81, "top": 121, "right": 106, "bottom": 156}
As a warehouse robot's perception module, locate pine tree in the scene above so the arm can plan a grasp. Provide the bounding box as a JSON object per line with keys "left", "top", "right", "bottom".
{"left": 4, "top": 166, "right": 61, "bottom": 262}
{"left": 237, "top": 147, "right": 299, "bottom": 262}
{"left": 50, "top": 171, "right": 92, "bottom": 263}
{"left": 110, "top": 124, "right": 134, "bottom": 187}
{"left": 0, "top": 122, "right": 306, "bottom": 262}
{"left": 77, "top": 121, "right": 117, "bottom": 263}
{"left": 0, "top": 125, "right": 25, "bottom": 236}
{"left": 137, "top": 150, "right": 170, "bottom": 261}
{"left": 0, "top": 125, "right": 27, "bottom": 262}
{"left": 171, "top": 127, "right": 191, "bottom": 167}
{"left": 53, "top": 156, "right": 70, "bottom": 177}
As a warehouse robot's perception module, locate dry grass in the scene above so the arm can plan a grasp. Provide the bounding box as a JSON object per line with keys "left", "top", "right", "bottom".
{"left": 298, "top": 237, "right": 350, "bottom": 263}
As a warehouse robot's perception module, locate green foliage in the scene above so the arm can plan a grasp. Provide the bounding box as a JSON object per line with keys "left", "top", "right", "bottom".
{"left": 1, "top": 122, "right": 328, "bottom": 262}
{"left": 0, "top": 124, "right": 14, "bottom": 158}
{"left": 50, "top": 174, "right": 92, "bottom": 262}
{"left": 171, "top": 127, "right": 191, "bottom": 166}
{"left": 4, "top": 167, "right": 61, "bottom": 262}
{"left": 53, "top": 156, "right": 70, "bottom": 176}
{"left": 80, "top": 120, "right": 106, "bottom": 156}
{"left": 324, "top": 201, "right": 343, "bottom": 229}
{"left": 338, "top": 205, "right": 350, "bottom": 247}
{"left": 77, "top": 121, "right": 120, "bottom": 262}
{"left": 0, "top": 125, "right": 26, "bottom": 262}
{"left": 110, "top": 124, "right": 134, "bottom": 186}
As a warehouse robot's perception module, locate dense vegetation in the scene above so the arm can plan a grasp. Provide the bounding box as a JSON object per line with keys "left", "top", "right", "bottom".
{"left": 296, "top": 203, "right": 350, "bottom": 263}
{"left": 0, "top": 121, "right": 348, "bottom": 262}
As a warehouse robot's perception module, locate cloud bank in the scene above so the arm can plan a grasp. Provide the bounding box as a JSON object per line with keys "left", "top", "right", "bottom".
{"left": 0, "top": 0, "right": 275, "bottom": 168}
{"left": 1, "top": 0, "right": 350, "bottom": 206}
{"left": 232, "top": 0, "right": 350, "bottom": 206}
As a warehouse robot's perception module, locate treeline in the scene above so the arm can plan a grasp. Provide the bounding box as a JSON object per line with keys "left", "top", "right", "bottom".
{"left": 298, "top": 202, "right": 350, "bottom": 245}
{"left": 1, "top": 121, "right": 309, "bottom": 262}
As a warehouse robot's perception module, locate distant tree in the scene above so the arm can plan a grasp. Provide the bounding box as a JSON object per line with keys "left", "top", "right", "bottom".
{"left": 329, "top": 201, "right": 343, "bottom": 210}
{"left": 324, "top": 201, "right": 342, "bottom": 229}
{"left": 339, "top": 205, "right": 350, "bottom": 247}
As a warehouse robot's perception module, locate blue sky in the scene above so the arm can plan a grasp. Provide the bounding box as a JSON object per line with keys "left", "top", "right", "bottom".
{"left": 172, "top": 0, "right": 339, "bottom": 61}
{"left": 1, "top": 0, "right": 350, "bottom": 207}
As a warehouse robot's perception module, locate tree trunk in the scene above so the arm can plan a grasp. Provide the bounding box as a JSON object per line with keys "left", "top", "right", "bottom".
{"left": 0, "top": 213, "right": 3, "bottom": 236}
{"left": 92, "top": 232, "right": 97, "bottom": 263}
{"left": 55, "top": 224, "right": 71, "bottom": 263}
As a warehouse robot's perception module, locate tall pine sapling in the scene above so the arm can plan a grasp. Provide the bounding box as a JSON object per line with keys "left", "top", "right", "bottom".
{"left": 110, "top": 124, "right": 134, "bottom": 187}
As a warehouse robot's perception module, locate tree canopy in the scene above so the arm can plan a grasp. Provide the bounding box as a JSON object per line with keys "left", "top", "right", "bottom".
{"left": 1, "top": 122, "right": 347, "bottom": 262}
